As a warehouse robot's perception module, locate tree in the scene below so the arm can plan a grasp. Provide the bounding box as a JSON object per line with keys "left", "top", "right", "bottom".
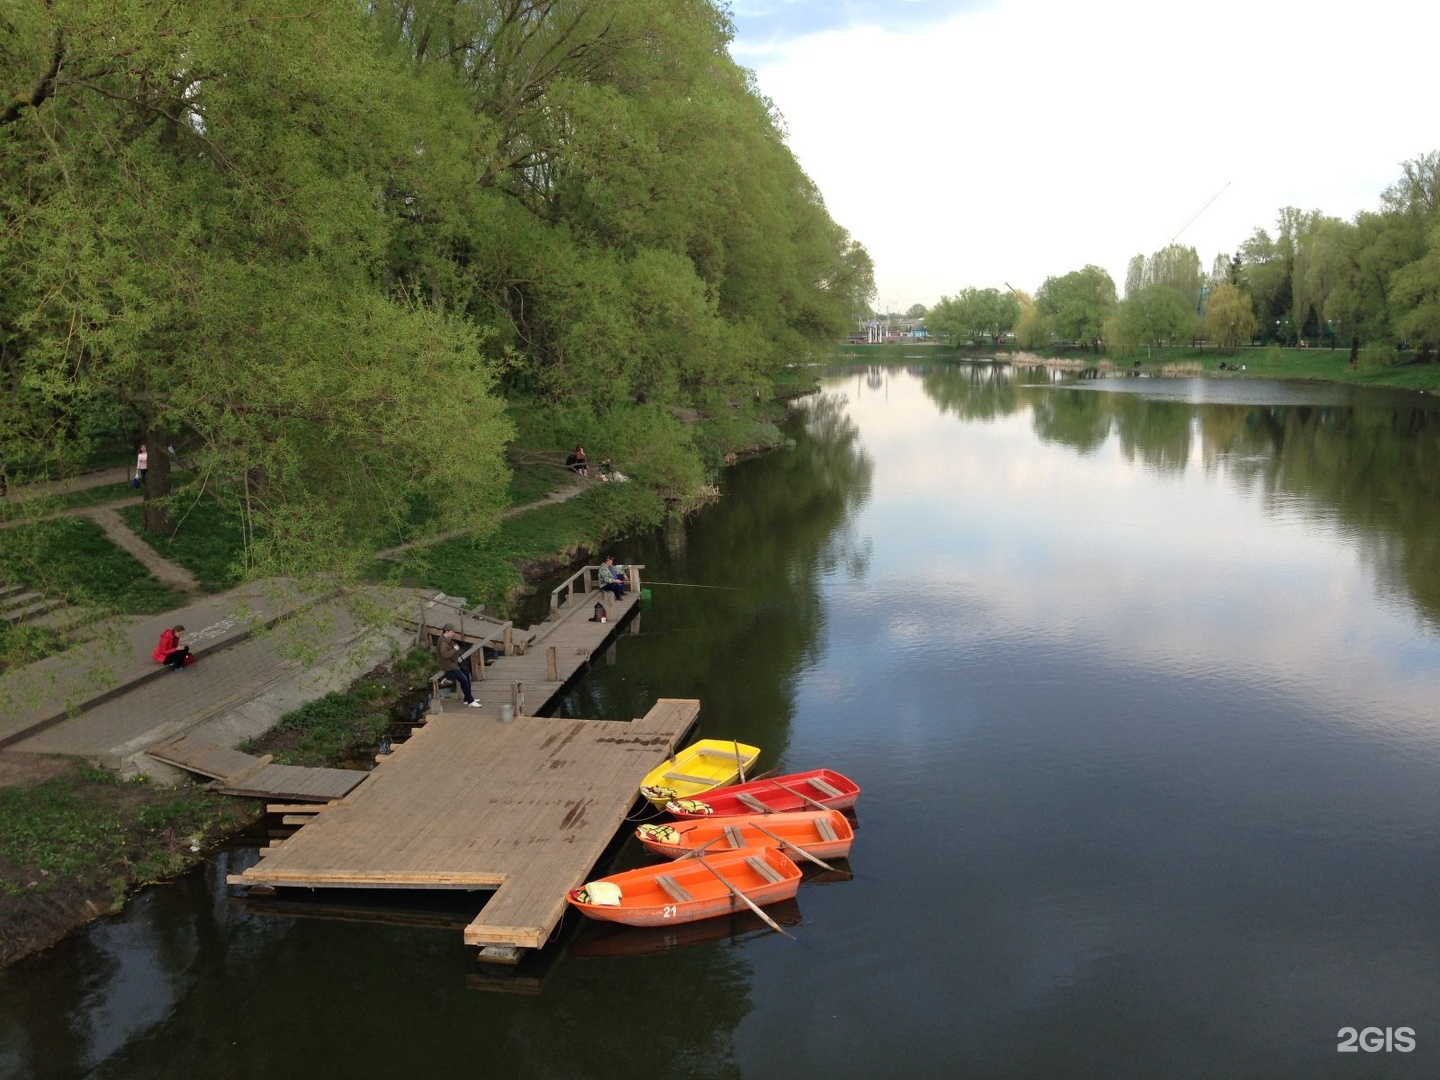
{"left": 1116, "top": 284, "right": 1196, "bottom": 349}
{"left": 906, "top": 303, "right": 928, "bottom": 319}
{"left": 1202, "top": 283, "right": 1259, "bottom": 353}
{"left": 1036, "top": 266, "right": 1117, "bottom": 348}
{"left": 0, "top": 1, "right": 519, "bottom": 570}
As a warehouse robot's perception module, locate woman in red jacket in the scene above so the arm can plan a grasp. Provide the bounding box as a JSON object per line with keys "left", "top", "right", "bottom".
{"left": 151, "top": 625, "right": 191, "bottom": 669}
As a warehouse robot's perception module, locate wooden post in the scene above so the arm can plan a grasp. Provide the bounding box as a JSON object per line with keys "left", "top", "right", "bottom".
{"left": 629, "top": 565, "right": 642, "bottom": 596}
{"left": 546, "top": 646, "right": 558, "bottom": 681}
{"left": 549, "top": 591, "right": 560, "bottom": 621}
{"left": 511, "top": 681, "right": 524, "bottom": 715}
{"left": 428, "top": 674, "right": 443, "bottom": 715}
{"left": 503, "top": 624, "right": 514, "bottom": 656}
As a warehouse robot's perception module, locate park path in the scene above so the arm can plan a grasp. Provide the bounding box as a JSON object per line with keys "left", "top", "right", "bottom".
{"left": 374, "top": 475, "right": 590, "bottom": 561}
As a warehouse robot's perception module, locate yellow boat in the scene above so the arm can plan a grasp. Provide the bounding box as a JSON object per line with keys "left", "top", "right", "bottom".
{"left": 639, "top": 739, "right": 761, "bottom": 807}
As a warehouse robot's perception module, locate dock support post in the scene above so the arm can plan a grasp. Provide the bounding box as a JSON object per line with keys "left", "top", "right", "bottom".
{"left": 511, "top": 681, "right": 524, "bottom": 715}
{"left": 428, "top": 674, "right": 443, "bottom": 715}
{"left": 504, "top": 624, "right": 514, "bottom": 655}
{"left": 546, "top": 646, "right": 558, "bottom": 682}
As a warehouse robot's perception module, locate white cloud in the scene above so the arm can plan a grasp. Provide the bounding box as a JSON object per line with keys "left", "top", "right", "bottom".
{"left": 734, "top": 0, "right": 1439, "bottom": 309}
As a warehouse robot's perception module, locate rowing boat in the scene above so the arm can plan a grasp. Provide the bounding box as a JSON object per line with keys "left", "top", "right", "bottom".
{"left": 566, "top": 846, "right": 801, "bottom": 927}
{"left": 664, "top": 768, "right": 859, "bottom": 818}
{"left": 636, "top": 809, "right": 854, "bottom": 861}
{"left": 638, "top": 738, "right": 761, "bottom": 807}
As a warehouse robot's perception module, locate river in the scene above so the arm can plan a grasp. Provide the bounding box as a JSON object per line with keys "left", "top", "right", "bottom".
{"left": 3, "top": 363, "right": 1439, "bottom": 1079}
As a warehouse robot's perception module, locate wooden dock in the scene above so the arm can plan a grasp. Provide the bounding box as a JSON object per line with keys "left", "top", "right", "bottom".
{"left": 227, "top": 698, "right": 699, "bottom": 956}
{"left": 147, "top": 730, "right": 366, "bottom": 802}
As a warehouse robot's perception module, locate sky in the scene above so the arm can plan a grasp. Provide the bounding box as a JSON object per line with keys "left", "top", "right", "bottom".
{"left": 727, "top": 0, "right": 1440, "bottom": 313}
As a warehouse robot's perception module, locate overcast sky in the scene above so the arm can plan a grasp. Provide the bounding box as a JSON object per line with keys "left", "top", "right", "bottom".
{"left": 728, "top": 0, "right": 1438, "bottom": 312}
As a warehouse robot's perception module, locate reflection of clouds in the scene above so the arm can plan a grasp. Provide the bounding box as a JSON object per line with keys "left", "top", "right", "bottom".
{"left": 818, "top": 370, "right": 1440, "bottom": 744}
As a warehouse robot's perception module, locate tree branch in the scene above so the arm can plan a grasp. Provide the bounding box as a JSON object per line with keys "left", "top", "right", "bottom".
{"left": 1, "top": 29, "right": 64, "bottom": 127}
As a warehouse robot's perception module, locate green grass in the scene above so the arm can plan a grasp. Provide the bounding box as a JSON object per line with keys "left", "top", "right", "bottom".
{"left": 119, "top": 498, "right": 247, "bottom": 592}
{"left": 505, "top": 456, "right": 566, "bottom": 507}
{"left": 0, "top": 517, "right": 185, "bottom": 613}
{"left": 371, "top": 481, "right": 664, "bottom": 616}
{"left": 0, "top": 765, "right": 253, "bottom": 905}
{"left": 242, "top": 685, "right": 391, "bottom": 766}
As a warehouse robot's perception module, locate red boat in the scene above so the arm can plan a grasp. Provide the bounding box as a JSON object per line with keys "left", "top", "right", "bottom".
{"left": 566, "top": 846, "right": 801, "bottom": 927}
{"left": 665, "top": 769, "right": 860, "bottom": 818}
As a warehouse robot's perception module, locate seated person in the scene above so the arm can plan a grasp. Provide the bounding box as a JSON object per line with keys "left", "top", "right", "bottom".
{"left": 565, "top": 445, "right": 589, "bottom": 476}
{"left": 597, "top": 555, "right": 628, "bottom": 598}
{"left": 151, "top": 625, "right": 192, "bottom": 669}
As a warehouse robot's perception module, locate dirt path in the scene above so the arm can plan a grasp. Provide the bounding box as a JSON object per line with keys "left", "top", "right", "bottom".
{"left": 87, "top": 507, "right": 200, "bottom": 594}
{"left": 374, "top": 477, "right": 591, "bottom": 561}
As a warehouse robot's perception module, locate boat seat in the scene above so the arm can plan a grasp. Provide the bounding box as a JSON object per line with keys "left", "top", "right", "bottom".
{"left": 807, "top": 777, "right": 843, "bottom": 798}
{"left": 663, "top": 770, "right": 714, "bottom": 785}
{"left": 722, "top": 825, "right": 746, "bottom": 848}
{"left": 746, "top": 855, "right": 783, "bottom": 884}
{"left": 655, "top": 874, "right": 693, "bottom": 903}
{"left": 735, "top": 793, "right": 770, "bottom": 813}
{"left": 695, "top": 747, "right": 748, "bottom": 759}
{"left": 814, "top": 816, "right": 838, "bottom": 843}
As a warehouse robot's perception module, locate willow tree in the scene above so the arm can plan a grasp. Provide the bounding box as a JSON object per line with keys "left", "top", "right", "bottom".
{"left": 1202, "top": 283, "right": 1259, "bottom": 353}
{"left": 377, "top": 0, "right": 873, "bottom": 410}
{"left": 0, "top": 0, "right": 512, "bottom": 576}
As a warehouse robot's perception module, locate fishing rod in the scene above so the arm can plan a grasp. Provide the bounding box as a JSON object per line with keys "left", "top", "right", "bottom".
{"left": 1169, "top": 181, "right": 1231, "bottom": 244}
{"left": 640, "top": 580, "right": 741, "bottom": 590}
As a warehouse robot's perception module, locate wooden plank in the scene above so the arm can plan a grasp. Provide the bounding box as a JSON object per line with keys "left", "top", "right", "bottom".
{"left": 232, "top": 698, "right": 700, "bottom": 959}
{"left": 746, "top": 855, "right": 783, "bottom": 884}
{"left": 808, "top": 777, "right": 844, "bottom": 798}
{"left": 663, "top": 770, "right": 715, "bottom": 785}
{"left": 655, "top": 874, "right": 693, "bottom": 903}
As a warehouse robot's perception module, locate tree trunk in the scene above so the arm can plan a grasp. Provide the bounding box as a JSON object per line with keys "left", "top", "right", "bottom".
{"left": 141, "top": 428, "right": 174, "bottom": 535}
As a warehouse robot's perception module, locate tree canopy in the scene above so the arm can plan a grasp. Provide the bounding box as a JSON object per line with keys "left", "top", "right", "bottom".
{"left": 0, "top": 0, "right": 874, "bottom": 581}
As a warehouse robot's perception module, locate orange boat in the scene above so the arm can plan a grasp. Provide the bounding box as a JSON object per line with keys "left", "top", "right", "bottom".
{"left": 566, "top": 846, "right": 801, "bottom": 927}
{"left": 635, "top": 810, "right": 854, "bottom": 862}
{"left": 665, "top": 768, "right": 860, "bottom": 818}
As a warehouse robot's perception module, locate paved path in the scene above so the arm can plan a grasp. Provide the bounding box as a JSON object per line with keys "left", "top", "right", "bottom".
{"left": 0, "top": 580, "right": 328, "bottom": 750}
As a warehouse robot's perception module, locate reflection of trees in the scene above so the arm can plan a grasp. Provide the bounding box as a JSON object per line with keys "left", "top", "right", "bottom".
{"left": 917, "top": 365, "right": 1440, "bottom": 624}
{"left": 1223, "top": 404, "right": 1440, "bottom": 623}
{"left": 0, "top": 846, "right": 754, "bottom": 1078}
{"left": 560, "top": 391, "right": 875, "bottom": 752}
{"left": 918, "top": 363, "right": 1022, "bottom": 422}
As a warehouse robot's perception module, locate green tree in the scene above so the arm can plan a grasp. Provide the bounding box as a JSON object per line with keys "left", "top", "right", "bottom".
{"left": 1036, "top": 265, "right": 1117, "bottom": 349}
{"left": 1202, "top": 283, "right": 1259, "bottom": 353}
{"left": 1, "top": 2, "right": 516, "bottom": 569}
{"left": 1115, "top": 284, "right": 1196, "bottom": 349}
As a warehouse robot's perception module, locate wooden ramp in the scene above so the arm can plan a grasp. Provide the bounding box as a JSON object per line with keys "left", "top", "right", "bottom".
{"left": 148, "top": 732, "right": 366, "bottom": 802}
{"left": 227, "top": 699, "right": 700, "bottom": 953}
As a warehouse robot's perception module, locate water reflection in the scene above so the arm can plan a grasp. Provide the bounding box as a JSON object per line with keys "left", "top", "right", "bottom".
{"left": 4, "top": 364, "right": 1440, "bottom": 1078}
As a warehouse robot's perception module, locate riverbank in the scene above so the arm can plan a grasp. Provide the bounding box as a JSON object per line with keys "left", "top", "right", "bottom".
{"left": 0, "top": 402, "right": 791, "bottom": 970}
{"left": 833, "top": 342, "right": 1440, "bottom": 394}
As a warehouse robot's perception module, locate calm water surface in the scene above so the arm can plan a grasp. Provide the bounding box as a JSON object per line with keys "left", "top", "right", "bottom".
{"left": 4, "top": 364, "right": 1440, "bottom": 1079}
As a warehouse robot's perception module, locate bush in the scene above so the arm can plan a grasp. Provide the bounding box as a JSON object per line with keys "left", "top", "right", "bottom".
{"left": 1358, "top": 342, "right": 1399, "bottom": 369}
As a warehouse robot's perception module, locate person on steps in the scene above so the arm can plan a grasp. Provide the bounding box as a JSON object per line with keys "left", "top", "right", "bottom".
{"left": 151, "top": 624, "right": 191, "bottom": 669}
{"left": 435, "top": 624, "right": 482, "bottom": 708}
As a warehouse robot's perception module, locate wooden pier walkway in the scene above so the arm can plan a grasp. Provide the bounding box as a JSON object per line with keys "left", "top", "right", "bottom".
{"left": 227, "top": 698, "right": 700, "bottom": 956}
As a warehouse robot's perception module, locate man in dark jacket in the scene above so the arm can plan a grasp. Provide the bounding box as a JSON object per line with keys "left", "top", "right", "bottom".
{"left": 434, "top": 625, "right": 482, "bottom": 708}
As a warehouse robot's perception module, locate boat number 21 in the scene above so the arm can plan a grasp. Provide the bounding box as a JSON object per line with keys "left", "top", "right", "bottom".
{"left": 1338, "top": 1027, "right": 1415, "bottom": 1052}
{"left": 662, "top": 904, "right": 678, "bottom": 919}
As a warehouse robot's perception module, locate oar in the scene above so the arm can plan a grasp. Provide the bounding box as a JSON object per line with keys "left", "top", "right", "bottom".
{"left": 770, "top": 779, "right": 829, "bottom": 812}
{"left": 748, "top": 822, "right": 838, "bottom": 873}
{"left": 733, "top": 738, "right": 747, "bottom": 783}
{"left": 674, "top": 832, "right": 728, "bottom": 860}
{"left": 695, "top": 857, "right": 795, "bottom": 940}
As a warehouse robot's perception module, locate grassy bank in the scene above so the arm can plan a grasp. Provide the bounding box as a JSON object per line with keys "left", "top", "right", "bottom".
{"left": 0, "top": 761, "right": 258, "bottom": 966}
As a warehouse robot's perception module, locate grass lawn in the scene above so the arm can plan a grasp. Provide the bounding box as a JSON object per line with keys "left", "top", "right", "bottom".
{"left": 371, "top": 480, "right": 664, "bottom": 616}
{"left": 119, "top": 499, "right": 246, "bottom": 593}
{"left": 0, "top": 517, "right": 185, "bottom": 613}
